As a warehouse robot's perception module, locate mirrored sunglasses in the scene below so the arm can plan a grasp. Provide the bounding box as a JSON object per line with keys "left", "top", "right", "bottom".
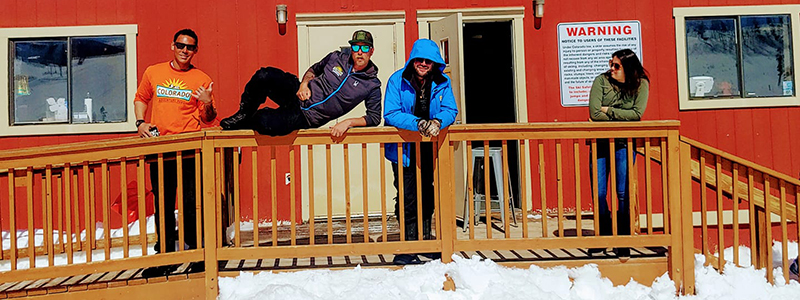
{"left": 351, "top": 45, "right": 371, "bottom": 53}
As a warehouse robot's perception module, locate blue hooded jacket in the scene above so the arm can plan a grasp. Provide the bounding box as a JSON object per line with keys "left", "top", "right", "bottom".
{"left": 384, "top": 39, "right": 459, "bottom": 166}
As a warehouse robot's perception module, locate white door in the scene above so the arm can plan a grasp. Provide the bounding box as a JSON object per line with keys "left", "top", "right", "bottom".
{"left": 430, "top": 13, "right": 469, "bottom": 220}
{"left": 299, "top": 21, "right": 404, "bottom": 219}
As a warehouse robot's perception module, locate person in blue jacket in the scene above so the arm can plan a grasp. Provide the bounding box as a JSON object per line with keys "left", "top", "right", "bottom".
{"left": 384, "top": 39, "right": 458, "bottom": 265}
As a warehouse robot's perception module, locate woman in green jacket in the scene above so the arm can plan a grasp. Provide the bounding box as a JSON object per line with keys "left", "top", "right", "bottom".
{"left": 588, "top": 49, "right": 649, "bottom": 258}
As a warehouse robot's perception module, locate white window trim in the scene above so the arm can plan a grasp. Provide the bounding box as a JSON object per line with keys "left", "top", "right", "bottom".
{"left": 674, "top": 5, "right": 800, "bottom": 110}
{"left": 0, "top": 25, "right": 138, "bottom": 136}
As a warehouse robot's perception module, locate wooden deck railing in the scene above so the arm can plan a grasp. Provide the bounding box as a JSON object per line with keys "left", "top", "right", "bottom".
{"left": 680, "top": 136, "right": 799, "bottom": 284}
{"left": 0, "top": 132, "right": 207, "bottom": 294}
{"left": 0, "top": 121, "right": 695, "bottom": 299}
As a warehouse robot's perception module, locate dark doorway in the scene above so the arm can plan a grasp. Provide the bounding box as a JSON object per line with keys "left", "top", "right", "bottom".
{"left": 463, "top": 21, "right": 520, "bottom": 208}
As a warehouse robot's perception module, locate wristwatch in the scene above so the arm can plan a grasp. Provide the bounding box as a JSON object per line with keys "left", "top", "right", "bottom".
{"left": 135, "top": 120, "right": 145, "bottom": 128}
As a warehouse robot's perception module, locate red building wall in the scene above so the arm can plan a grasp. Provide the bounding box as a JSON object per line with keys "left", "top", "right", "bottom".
{"left": 2, "top": 0, "right": 799, "bottom": 224}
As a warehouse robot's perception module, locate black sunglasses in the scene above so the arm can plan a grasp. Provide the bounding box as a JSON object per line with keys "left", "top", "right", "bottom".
{"left": 609, "top": 61, "right": 621, "bottom": 70}
{"left": 175, "top": 42, "right": 197, "bottom": 51}
{"left": 414, "top": 58, "right": 433, "bottom": 65}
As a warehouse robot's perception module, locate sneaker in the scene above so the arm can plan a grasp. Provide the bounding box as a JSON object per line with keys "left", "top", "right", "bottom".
{"left": 790, "top": 258, "right": 799, "bottom": 281}
{"left": 141, "top": 264, "right": 179, "bottom": 279}
{"left": 220, "top": 112, "right": 250, "bottom": 130}
{"left": 392, "top": 254, "right": 422, "bottom": 265}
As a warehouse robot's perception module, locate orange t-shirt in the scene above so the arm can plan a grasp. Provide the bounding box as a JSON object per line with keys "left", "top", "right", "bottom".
{"left": 134, "top": 62, "right": 214, "bottom": 136}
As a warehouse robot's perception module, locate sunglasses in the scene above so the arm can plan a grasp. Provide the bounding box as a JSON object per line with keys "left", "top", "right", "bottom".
{"left": 351, "top": 45, "right": 371, "bottom": 53}
{"left": 609, "top": 61, "right": 622, "bottom": 70}
{"left": 175, "top": 42, "right": 197, "bottom": 52}
{"left": 414, "top": 58, "right": 434, "bottom": 65}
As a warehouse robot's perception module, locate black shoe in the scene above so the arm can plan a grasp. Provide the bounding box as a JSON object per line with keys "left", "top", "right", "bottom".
{"left": 220, "top": 112, "right": 251, "bottom": 130}
{"left": 614, "top": 247, "right": 630, "bottom": 258}
{"left": 392, "top": 254, "right": 422, "bottom": 265}
{"left": 188, "top": 262, "right": 205, "bottom": 273}
{"left": 419, "top": 252, "right": 442, "bottom": 260}
{"left": 141, "top": 264, "right": 179, "bottom": 278}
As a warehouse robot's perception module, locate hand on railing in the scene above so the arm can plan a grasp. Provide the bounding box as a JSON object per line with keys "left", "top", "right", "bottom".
{"left": 426, "top": 119, "right": 441, "bottom": 137}
{"left": 138, "top": 121, "right": 155, "bottom": 138}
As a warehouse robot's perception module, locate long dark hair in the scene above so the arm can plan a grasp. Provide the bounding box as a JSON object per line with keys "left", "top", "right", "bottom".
{"left": 605, "top": 49, "right": 649, "bottom": 99}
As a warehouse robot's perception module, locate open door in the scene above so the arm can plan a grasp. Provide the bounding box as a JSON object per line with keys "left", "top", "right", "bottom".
{"left": 430, "top": 13, "right": 469, "bottom": 222}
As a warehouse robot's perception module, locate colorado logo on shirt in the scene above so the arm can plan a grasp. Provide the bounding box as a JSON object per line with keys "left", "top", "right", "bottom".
{"left": 156, "top": 78, "right": 193, "bottom": 101}
{"left": 332, "top": 66, "right": 344, "bottom": 77}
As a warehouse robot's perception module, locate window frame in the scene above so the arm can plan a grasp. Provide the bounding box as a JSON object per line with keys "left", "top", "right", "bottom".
{"left": 674, "top": 5, "right": 800, "bottom": 110}
{"left": 0, "top": 25, "right": 137, "bottom": 136}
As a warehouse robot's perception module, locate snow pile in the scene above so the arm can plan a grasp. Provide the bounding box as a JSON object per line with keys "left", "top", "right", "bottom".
{"left": 219, "top": 251, "right": 800, "bottom": 300}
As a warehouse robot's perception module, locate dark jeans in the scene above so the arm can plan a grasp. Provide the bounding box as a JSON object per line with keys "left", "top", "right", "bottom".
{"left": 149, "top": 151, "right": 199, "bottom": 253}
{"left": 590, "top": 139, "right": 635, "bottom": 236}
{"left": 391, "top": 142, "right": 435, "bottom": 240}
{"left": 243, "top": 67, "right": 311, "bottom": 136}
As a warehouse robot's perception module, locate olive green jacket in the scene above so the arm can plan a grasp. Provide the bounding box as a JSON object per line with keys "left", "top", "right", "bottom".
{"left": 588, "top": 74, "right": 649, "bottom": 121}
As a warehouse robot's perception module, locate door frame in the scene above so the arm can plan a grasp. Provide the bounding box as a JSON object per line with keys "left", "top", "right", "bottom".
{"left": 296, "top": 11, "right": 406, "bottom": 75}
{"left": 417, "top": 7, "right": 532, "bottom": 212}
{"left": 295, "top": 12, "right": 407, "bottom": 221}
{"left": 416, "top": 7, "right": 528, "bottom": 124}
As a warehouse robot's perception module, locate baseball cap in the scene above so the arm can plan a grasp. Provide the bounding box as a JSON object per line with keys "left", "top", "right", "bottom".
{"left": 348, "top": 30, "right": 374, "bottom": 46}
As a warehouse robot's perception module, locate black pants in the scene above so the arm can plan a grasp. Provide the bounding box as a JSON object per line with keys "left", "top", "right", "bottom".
{"left": 391, "top": 142, "right": 435, "bottom": 240}
{"left": 149, "top": 151, "right": 199, "bottom": 253}
{"left": 243, "top": 67, "right": 311, "bottom": 136}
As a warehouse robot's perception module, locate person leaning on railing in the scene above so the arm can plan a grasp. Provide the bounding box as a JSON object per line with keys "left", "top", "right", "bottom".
{"left": 383, "top": 39, "right": 458, "bottom": 265}
{"left": 587, "top": 49, "right": 649, "bottom": 258}
{"left": 133, "top": 28, "right": 217, "bottom": 278}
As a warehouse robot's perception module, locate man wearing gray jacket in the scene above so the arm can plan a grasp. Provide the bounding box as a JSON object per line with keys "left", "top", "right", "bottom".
{"left": 221, "top": 30, "right": 382, "bottom": 137}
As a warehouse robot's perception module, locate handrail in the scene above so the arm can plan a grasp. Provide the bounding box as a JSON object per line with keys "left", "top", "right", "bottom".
{"left": 0, "top": 131, "right": 205, "bottom": 162}
{"left": 681, "top": 136, "right": 800, "bottom": 188}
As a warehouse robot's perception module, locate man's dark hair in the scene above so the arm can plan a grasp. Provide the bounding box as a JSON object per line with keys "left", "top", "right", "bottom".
{"left": 173, "top": 28, "right": 198, "bottom": 45}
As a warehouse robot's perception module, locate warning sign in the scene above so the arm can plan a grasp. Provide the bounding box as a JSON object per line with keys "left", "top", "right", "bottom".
{"left": 558, "top": 21, "right": 642, "bottom": 107}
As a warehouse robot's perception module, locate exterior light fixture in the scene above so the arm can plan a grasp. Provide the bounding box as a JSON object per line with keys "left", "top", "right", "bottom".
{"left": 534, "top": 0, "right": 544, "bottom": 18}
{"left": 276, "top": 4, "right": 288, "bottom": 35}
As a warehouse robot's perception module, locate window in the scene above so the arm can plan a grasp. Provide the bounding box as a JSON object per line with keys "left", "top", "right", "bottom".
{"left": 675, "top": 5, "right": 800, "bottom": 110}
{"left": 1, "top": 25, "right": 137, "bottom": 136}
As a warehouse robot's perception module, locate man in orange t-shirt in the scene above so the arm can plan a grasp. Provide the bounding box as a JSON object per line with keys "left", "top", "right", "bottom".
{"left": 134, "top": 28, "right": 215, "bottom": 278}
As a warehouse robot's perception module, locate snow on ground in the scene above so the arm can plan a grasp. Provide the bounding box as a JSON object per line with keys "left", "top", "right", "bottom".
{"left": 219, "top": 243, "right": 800, "bottom": 300}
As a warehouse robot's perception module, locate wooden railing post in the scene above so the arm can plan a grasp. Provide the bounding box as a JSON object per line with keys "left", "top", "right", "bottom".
{"left": 671, "top": 132, "right": 695, "bottom": 294}
{"left": 753, "top": 206, "right": 771, "bottom": 274}
{"left": 437, "top": 130, "right": 456, "bottom": 263}
{"left": 201, "top": 136, "right": 219, "bottom": 299}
